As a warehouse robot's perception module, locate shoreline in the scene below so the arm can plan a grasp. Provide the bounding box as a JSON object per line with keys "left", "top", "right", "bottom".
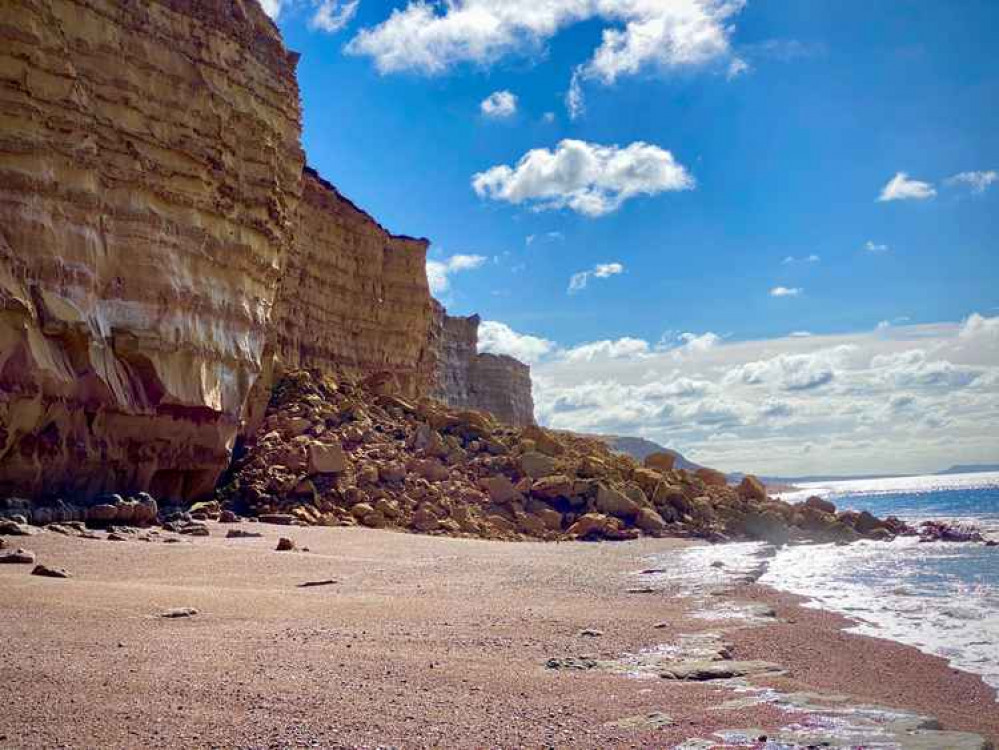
{"left": 1, "top": 523, "right": 996, "bottom": 748}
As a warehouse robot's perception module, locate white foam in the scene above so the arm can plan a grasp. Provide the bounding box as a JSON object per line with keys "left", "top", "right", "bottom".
{"left": 761, "top": 537, "right": 999, "bottom": 698}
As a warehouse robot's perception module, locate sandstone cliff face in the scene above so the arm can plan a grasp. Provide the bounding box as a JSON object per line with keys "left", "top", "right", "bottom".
{"left": 273, "top": 169, "right": 436, "bottom": 397}
{"left": 433, "top": 310, "right": 535, "bottom": 426}
{"left": 0, "top": 0, "right": 303, "bottom": 500}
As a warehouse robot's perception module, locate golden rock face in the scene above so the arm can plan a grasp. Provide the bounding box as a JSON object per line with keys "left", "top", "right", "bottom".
{"left": 0, "top": 0, "right": 532, "bottom": 503}
{"left": 0, "top": 0, "right": 303, "bottom": 500}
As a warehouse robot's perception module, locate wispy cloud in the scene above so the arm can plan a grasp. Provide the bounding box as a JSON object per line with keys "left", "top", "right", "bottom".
{"left": 781, "top": 254, "right": 820, "bottom": 264}
{"left": 945, "top": 170, "right": 997, "bottom": 194}
{"left": 568, "top": 262, "right": 624, "bottom": 293}
{"left": 877, "top": 172, "right": 936, "bottom": 202}
{"left": 865, "top": 240, "right": 889, "bottom": 253}
{"left": 310, "top": 0, "right": 359, "bottom": 32}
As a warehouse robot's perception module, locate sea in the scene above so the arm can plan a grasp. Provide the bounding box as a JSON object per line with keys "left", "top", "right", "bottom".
{"left": 763, "top": 471, "right": 999, "bottom": 695}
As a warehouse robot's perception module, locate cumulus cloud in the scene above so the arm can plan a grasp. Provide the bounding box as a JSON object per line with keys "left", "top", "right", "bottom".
{"left": 480, "top": 90, "right": 517, "bottom": 118}
{"left": 563, "top": 337, "right": 650, "bottom": 362}
{"left": 472, "top": 139, "right": 694, "bottom": 217}
{"left": 671, "top": 331, "right": 722, "bottom": 357}
{"left": 959, "top": 313, "right": 999, "bottom": 343}
{"left": 426, "top": 254, "right": 487, "bottom": 294}
{"left": 877, "top": 172, "right": 936, "bottom": 202}
{"left": 865, "top": 240, "right": 889, "bottom": 253}
{"left": 310, "top": 0, "right": 359, "bottom": 32}
{"left": 945, "top": 170, "right": 997, "bottom": 194}
{"left": 478, "top": 321, "right": 555, "bottom": 364}
{"left": 568, "top": 262, "right": 624, "bottom": 293}
{"left": 770, "top": 286, "right": 802, "bottom": 297}
{"left": 724, "top": 347, "right": 851, "bottom": 391}
{"left": 345, "top": 0, "right": 744, "bottom": 82}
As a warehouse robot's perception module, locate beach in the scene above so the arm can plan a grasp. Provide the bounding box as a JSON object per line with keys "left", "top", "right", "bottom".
{"left": 2, "top": 523, "right": 996, "bottom": 749}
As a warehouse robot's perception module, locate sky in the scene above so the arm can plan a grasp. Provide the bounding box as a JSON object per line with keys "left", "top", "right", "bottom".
{"left": 265, "top": 0, "right": 998, "bottom": 476}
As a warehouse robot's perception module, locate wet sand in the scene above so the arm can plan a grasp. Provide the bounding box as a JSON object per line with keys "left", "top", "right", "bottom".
{"left": 1, "top": 523, "right": 996, "bottom": 748}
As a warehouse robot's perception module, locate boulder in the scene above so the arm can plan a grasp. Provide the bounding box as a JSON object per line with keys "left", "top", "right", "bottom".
{"left": 0, "top": 548, "right": 35, "bottom": 564}
{"left": 530, "top": 474, "right": 573, "bottom": 500}
{"left": 275, "top": 537, "right": 296, "bottom": 551}
{"left": 133, "top": 494, "right": 159, "bottom": 525}
{"left": 32, "top": 564, "right": 71, "bottom": 578}
{"left": 481, "top": 476, "right": 518, "bottom": 505}
{"left": 803, "top": 496, "right": 836, "bottom": 515}
{"left": 412, "top": 507, "right": 439, "bottom": 532}
{"left": 566, "top": 513, "right": 619, "bottom": 539}
{"left": 0, "top": 519, "right": 36, "bottom": 536}
{"left": 307, "top": 441, "right": 347, "bottom": 474}
{"left": 519, "top": 451, "right": 558, "bottom": 479}
{"left": 695, "top": 468, "right": 728, "bottom": 487}
{"left": 258, "top": 513, "right": 296, "bottom": 525}
{"left": 520, "top": 425, "right": 564, "bottom": 456}
{"left": 635, "top": 507, "right": 666, "bottom": 533}
{"left": 643, "top": 452, "right": 676, "bottom": 473}
{"left": 738, "top": 475, "right": 767, "bottom": 502}
{"left": 594, "top": 484, "right": 641, "bottom": 520}
{"left": 378, "top": 462, "right": 407, "bottom": 483}
{"left": 87, "top": 504, "right": 118, "bottom": 523}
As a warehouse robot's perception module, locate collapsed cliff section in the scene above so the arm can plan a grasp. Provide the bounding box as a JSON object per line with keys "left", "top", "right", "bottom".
{"left": 432, "top": 308, "right": 535, "bottom": 427}
{"left": 0, "top": 0, "right": 304, "bottom": 501}
{"left": 218, "top": 369, "right": 906, "bottom": 544}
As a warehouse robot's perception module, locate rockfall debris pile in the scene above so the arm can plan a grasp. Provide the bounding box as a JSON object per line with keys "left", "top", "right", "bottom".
{"left": 216, "top": 370, "right": 912, "bottom": 544}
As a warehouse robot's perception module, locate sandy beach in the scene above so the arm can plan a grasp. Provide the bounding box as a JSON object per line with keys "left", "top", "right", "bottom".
{"left": 2, "top": 523, "right": 996, "bottom": 749}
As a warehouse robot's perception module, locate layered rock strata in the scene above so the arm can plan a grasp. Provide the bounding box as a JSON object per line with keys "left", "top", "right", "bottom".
{"left": 272, "top": 169, "right": 436, "bottom": 397}
{"left": 433, "top": 310, "right": 535, "bottom": 426}
{"left": 0, "top": 0, "right": 304, "bottom": 501}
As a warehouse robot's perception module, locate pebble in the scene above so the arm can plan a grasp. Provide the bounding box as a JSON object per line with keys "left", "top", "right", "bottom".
{"left": 0, "top": 548, "right": 36, "bottom": 564}
{"left": 32, "top": 564, "right": 71, "bottom": 578}
{"left": 159, "top": 608, "right": 199, "bottom": 619}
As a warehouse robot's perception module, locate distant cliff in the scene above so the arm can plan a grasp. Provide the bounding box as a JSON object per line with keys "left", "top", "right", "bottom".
{"left": 433, "top": 308, "right": 535, "bottom": 427}
{"left": 0, "top": 0, "right": 531, "bottom": 502}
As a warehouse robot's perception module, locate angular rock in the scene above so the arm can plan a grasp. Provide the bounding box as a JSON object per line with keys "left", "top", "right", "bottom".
{"left": 519, "top": 451, "right": 558, "bottom": 479}
{"left": 0, "top": 549, "right": 36, "bottom": 564}
{"left": 595, "top": 485, "right": 641, "bottom": 520}
{"left": 738, "top": 475, "right": 767, "bottom": 502}
{"left": 307, "top": 442, "right": 348, "bottom": 475}
{"left": 32, "top": 564, "right": 71, "bottom": 579}
{"left": 643, "top": 452, "right": 676, "bottom": 473}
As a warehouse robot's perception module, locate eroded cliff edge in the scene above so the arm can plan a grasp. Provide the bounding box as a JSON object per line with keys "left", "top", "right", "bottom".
{"left": 0, "top": 0, "right": 534, "bottom": 502}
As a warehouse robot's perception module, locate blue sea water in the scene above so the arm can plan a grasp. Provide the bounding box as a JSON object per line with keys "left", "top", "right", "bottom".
{"left": 766, "top": 472, "right": 999, "bottom": 695}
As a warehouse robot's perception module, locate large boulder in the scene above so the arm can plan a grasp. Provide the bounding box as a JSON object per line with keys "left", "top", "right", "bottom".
{"left": 803, "top": 496, "right": 836, "bottom": 515}
{"left": 695, "top": 468, "right": 728, "bottom": 488}
{"left": 308, "top": 442, "right": 347, "bottom": 474}
{"left": 635, "top": 507, "right": 667, "bottom": 533}
{"left": 643, "top": 452, "right": 676, "bottom": 473}
{"left": 481, "top": 476, "right": 518, "bottom": 504}
{"left": 519, "top": 451, "right": 558, "bottom": 479}
{"left": 566, "top": 513, "right": 619, "bottom": 538}
{"left": 738, "top": 475, "right": 767, "bottom": 503}
{"left": 595, "top": 484, "right": 641, "bottom": 520}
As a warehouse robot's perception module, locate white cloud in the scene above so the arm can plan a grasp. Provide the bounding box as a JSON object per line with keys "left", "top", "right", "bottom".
{"left": 726, "top": 58, "right": 750, "bottom": 79}
{"left": 259, "top": 0, "right": 284, "bottom": 19}
{"left": 531, "top": 316, "right": 999, "bottom": 476}
{"left": 542, "top": 111, "right": 556, "bottom": 123}
{"left": 865, "top": 240, "right": 889, "bottom": 253}
{"left": 566, "top": 69, "right": 585, "bottom": 120}
{"left": 568, "top": 261, "right": 624, "bottom": 293}
{"left": 310, "top": 0, "right": 359, "bottom": 32}
{"left": 877, "top": 172, "right": 936, "bottom": 202}
{"left": 789, "top": 331, "right": 812, "bottom": 338}
{"left": 480, "top": 90, "right": 518, "bottom": 118}
{"left": 770, "top": 286, "right": 802, "bottom": 297}
{"left": 781, "top": 254, "right": 819, "bottom": 264}
{"left": 946, "top": 170, "right": 997, "bottom": 194}
{"left": 563, "top": 337, "right": 650, "bottom": 362}
{"left": 426, "top": 253, "right": 487, "bottom": 294}
{"left": 478, "top": 321, "right": 555, "bottom": 364}
{"left": 346, "top": 0, "right": 744, "bottom": 84}
{"left": 960, "top": 313, "right": 999, "bottom": 343}
{"left": 473, "top": 139, "right": 694, "bottom": 217}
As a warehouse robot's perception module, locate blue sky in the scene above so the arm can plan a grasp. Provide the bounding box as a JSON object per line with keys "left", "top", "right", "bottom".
{"left": 266, "top": 0, "right": 998, "bottom": 475}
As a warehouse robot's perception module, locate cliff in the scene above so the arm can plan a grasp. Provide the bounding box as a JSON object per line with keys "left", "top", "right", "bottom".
{"left": 0, "top": 0, "right": 304, "bottom": 501}
{"left": 272, "top": 169, "right": 436, "bottom": 397}
{"left": 0, "top": 0, "right": 531, "bottom": 503}
{"left": 433, "top": 309, "right": 535, "bottom": 426}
